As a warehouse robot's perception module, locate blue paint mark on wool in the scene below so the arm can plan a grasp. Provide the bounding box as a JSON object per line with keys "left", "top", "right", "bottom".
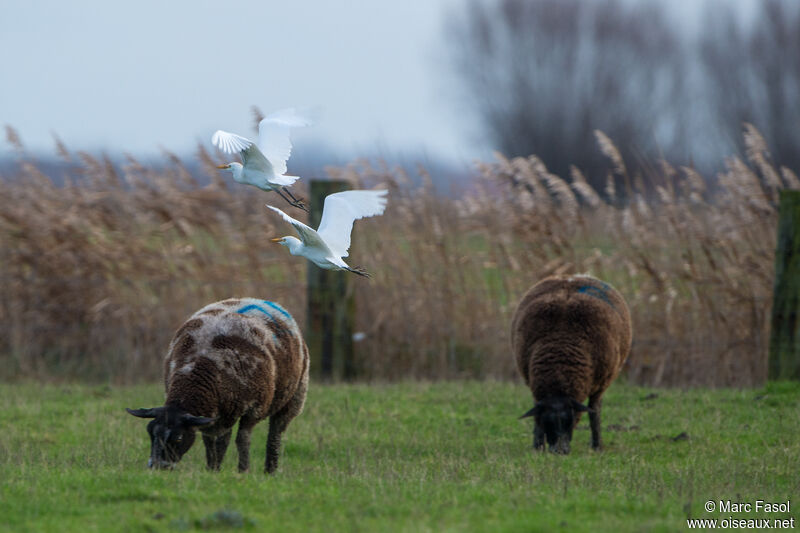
{"left": 261, "top": 300, "right": 293, "bottom": 321}
{"left": 235, "top": 302, "right": 292, "bottom": 343}
{"left": 236, "top": 304, "right": 271, "bottom": 316}
{"left": 577, "top": 283, "right": 616, "bottom": 310}
{"left": 235, "top": 301, "right": 294, "bottom": 322}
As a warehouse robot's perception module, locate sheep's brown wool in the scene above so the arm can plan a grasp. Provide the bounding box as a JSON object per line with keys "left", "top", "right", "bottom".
{"left": 511, "top": 275, "right": 632, "bottom": 454}
{"left": 128, "top": 298, "right": 309, "bottom": 473}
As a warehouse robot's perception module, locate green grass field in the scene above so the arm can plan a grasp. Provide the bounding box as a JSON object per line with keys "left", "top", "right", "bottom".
{"left": 1, "top": 381, "right": 797, "bottom": 532}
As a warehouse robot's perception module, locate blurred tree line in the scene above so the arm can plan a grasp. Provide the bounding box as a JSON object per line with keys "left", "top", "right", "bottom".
{"left": 447, "top": 0, "right": 800, "bottom": 186}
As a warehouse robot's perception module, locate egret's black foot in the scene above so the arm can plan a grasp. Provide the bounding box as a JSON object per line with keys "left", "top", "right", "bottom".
{"left": 346, "top": 266, "right": 371, "bottom": 278}
{"left": 292, "top": 200, "right": 309, "bottom": 213}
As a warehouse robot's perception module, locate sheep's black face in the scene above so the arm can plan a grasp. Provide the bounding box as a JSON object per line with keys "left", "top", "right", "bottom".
{"left": 126, "top": 406, "right": 215, "bottom": 469}
{"left": 144, "top": 417, "right": 197, "bottom": 469}
{"left": 521, "top": 397, "right": 590, "bottom": 455}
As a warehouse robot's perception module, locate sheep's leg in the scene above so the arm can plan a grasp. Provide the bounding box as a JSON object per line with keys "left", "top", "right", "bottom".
{"left": 265, "top": 378, "right": 308, "bottom": 474}
{"left": 265, "top": 417, "right": 285, "bottom": 474}
{"left": 533, "top": 424, "right": 545, "bottom": 451}
{"left": 203, "top": 431, "right": 231, "bottom": 471}
{"left": 588, "top": 395, "right": 603, "bottom": 450}
{"left": 203, "top": 434, "right": 217, "bottom": 469}
{"left": 235, "top": 416, "right": 257, "bottom": 473}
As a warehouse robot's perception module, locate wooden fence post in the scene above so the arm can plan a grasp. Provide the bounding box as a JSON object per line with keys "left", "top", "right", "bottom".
{"left": 768, "top": 190, "right": 800, "bottom": 380}
{"left": 306, "top": 180, "right": 356, "bottom": 381}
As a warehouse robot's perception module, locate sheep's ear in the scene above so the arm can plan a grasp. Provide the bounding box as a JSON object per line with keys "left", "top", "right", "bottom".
{"left": 571, "top": 400, "right": 591, "bottom": 413}
{"left": 519, "top": 405, "right": 540, "bottom": 419}
{"left": 181, "top": 414, "right": 216, "bottom": 427}
{"left": 126, "top": 407, "right": 161, "bottom": 418}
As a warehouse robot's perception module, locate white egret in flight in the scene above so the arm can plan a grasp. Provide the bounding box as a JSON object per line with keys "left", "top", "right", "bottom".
{"left": 212, "top": 108, "right": 311, "bottom": 211}
{"left": 267, "top": 189, "right": 388, "bottom": 277}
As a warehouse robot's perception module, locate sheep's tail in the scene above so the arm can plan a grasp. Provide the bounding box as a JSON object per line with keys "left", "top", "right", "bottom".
{"left": 345, "top": 265, "right": 371, "bottom": 278}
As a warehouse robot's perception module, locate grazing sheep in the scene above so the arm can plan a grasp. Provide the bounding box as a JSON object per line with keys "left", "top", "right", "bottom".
{"left": 511, "top": 274, "right": 632, "bottom": 454}
{"left": 127, "top": 298, "right": 309, "bottom": 473}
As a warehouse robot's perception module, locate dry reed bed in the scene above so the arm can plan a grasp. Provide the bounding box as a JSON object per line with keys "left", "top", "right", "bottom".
{"left": 0, "top": 126, "right": 793, "bottom": 385}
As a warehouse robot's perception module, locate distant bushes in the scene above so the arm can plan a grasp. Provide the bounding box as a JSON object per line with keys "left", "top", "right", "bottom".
{"left": 0, "top": 126, "right": 793, "bottom": 386}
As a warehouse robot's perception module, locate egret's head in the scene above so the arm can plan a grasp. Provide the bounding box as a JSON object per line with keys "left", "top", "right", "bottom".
{"left": 520, "top": 396, "right": 591, "bottom": 455}
{"left": 271, "top": 236, "right": 303, "bottom": 254}
{"left": 216, "top": 162, "right": 242, "bottom": 173}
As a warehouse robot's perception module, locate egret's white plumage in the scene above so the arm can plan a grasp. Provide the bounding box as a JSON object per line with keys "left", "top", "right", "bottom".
{"left": 212, "top": 108, "right": 312, "bottom": 210}
{"left": 268, "top": 189, "right": 388, "bottom": 277}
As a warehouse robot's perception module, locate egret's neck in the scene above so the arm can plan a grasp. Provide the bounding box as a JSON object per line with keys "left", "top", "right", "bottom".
{"left": 230, "top": 163, "right": 245, "bottom": 183}
{"left": 284, "top": 237, "right": 304, "bottom": 256}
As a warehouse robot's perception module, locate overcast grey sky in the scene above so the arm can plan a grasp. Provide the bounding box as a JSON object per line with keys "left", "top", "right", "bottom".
{"left": 0, "top": 0, "right": 481, "bottom": 162}
{"left": 0, "top": 0, "right": 760, "bottom": 165}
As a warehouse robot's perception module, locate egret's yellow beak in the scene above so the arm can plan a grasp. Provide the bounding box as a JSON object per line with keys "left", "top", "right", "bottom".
{"left": 270, "top": 238, "right": 283, "bottom": 244}
{"left": 216, "top": 164, "right": 230, "bottom": 169}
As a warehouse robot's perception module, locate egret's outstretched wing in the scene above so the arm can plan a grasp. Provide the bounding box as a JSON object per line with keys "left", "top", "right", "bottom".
{"left": 213, "top": 129, "right": 275, "bottom": 178}
{"left": 265, "top": 107, "right": 314, "bottom": 128}
{"left": 267, "top": 205, "right": 328, "bottom": 250}
{"left": 240, "top": 144, "right": 275, "bottom": 176}
{"left": 257, "top": 108, "right": 313, "bottom": 176}
{"left": 317, "top": 189, "right": 388, "bottom": 257}
{"left": 212, "top": 130, "right": 253, "bottom": 154}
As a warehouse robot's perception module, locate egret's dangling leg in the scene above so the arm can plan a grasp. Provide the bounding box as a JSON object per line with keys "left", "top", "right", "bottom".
{"left": 282, "top": 187, "right": 309, "bottom": 213}
{"left": 344, "top": 265, "right": 371, "bottom": 278}
{"left": 275, "top": 188, "right": 309, "bottom": 213}
{"left": 283, "top": 187, "right": 302, "bottom": 204}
